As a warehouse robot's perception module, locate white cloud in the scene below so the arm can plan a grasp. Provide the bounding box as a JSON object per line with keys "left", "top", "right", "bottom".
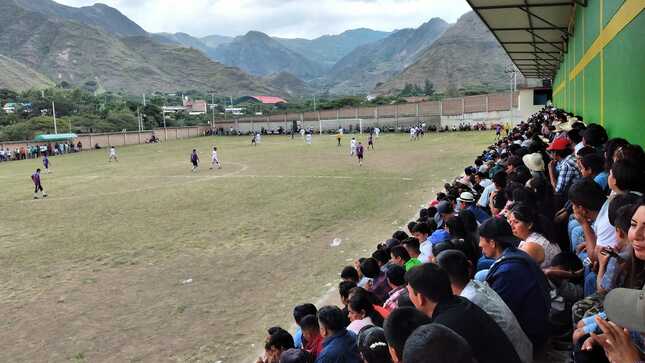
{"left": 55, "top": 0, "right": 471, "bottom": 38}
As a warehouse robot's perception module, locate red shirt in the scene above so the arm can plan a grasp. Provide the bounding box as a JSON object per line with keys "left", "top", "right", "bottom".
{"left": 305, "top": 334, "right": 324, "bottom": 358}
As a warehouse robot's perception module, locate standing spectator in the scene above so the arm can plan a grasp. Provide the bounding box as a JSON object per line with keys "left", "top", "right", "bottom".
{"left": 547, "top": 138, "right": 580, "bottom": 205}
{"left": 316, "top": 306, "right": 361, "bottom": 363}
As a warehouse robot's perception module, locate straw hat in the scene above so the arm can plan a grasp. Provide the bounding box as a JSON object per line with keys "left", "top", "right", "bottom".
{"left": 522, "top": 153, "right": 545, "bottom": 172}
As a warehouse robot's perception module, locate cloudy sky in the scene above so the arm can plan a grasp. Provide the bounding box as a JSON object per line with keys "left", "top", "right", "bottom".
{"left": 56, "top": 0, "right": 471, "bottom": 38}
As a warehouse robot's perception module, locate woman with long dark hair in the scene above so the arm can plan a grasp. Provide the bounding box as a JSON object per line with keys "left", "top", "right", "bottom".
{"left": 509, "top": 202, "right": 561, "bottom": 267}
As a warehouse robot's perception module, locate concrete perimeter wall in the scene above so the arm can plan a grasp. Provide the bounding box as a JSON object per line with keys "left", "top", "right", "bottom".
{"left": 0, "top": 126, "right": 210, "bottom": 151}
{"left": 1, "top": 91, "right": 537, "bottom": 150}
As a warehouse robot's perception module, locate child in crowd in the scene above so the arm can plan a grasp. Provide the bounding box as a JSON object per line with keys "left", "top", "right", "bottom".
{"left": 299, "top": 315, "right": 323, "bottom": 359}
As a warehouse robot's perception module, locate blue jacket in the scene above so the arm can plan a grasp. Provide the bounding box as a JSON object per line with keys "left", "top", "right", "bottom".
{"left": 486, "top": 247, "right": 550, "bottom": 349}
{"left": 315, "top": 330, "right": 361, "bottom": 363}
{"left": 466, "top": 204, "right": 491, "bottom": 224}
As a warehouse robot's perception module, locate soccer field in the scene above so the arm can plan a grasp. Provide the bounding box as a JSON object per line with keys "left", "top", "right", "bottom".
{"left": 0, "top": 131, "right": 493, "bottom": 363}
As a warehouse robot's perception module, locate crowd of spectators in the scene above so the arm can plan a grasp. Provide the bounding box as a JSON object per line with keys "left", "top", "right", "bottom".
{"left": 256, "top": 106, "right": 645, "bottom": 363}
{"left": 0, "top": 141, "right": 82, "bottom": 162}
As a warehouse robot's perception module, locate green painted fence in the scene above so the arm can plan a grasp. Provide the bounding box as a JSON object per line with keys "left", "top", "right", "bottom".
{"left": 552, "top": 0, "right": 645, "bottom": 146}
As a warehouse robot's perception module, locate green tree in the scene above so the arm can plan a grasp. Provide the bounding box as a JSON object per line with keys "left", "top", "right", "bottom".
{"left": 424, "top": 79, "right": 435, "bottom": 96}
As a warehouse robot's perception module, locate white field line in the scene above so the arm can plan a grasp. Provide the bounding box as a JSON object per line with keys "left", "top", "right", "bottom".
{"left": 12, "top": 162, "right": 415, "bottom": 204}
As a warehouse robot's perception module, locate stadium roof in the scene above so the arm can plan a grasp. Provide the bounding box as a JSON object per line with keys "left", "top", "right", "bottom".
{"left": 467, "top": 0, "right": 578, "bottom": 80}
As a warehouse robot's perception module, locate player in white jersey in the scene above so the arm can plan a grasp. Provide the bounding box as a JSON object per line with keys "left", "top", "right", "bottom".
{"left": 108, "top": 146, "right": 118, "bottom": 162}
{"left": 374, "top": 127, "right": 380, "bottom": 138}
{"left": 210, "top": 146, "right": 222, "bottom": 169}
{"left": 350, "top": 137, "right": 357, "bottom": 156}
{"left": 305, "top": 133, "right": 312, "bottom": 144}
{"left": 410, "top": 127, "right": 416, "bottom": 141}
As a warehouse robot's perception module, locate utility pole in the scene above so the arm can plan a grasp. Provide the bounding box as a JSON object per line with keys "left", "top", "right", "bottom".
{"left": 211, "top": 93, "right": 215, "bottom": 129}
{"left": 142, "top": 93, "right": 146, "bottom": 107}
{"left": 505, "top": 65, "right": 517, "bottom": 124}
{"left": 52, "top": 101, "right": 58, "bottom": 134}
{"left": 163, "top": 110, "right": 168, "bottom": 141}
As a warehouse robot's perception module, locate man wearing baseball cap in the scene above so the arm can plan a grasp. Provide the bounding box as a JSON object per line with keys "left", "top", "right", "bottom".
{"left": 547, "top": 137, "right": 581, "bottom": 205}
{"left": 478, "top": 217, "right": 550, "bottom": 350}
{"left": 433, "top": 200, "right": 453, "bottom": 229}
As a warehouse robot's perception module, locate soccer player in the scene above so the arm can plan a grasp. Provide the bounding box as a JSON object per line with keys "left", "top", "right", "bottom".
{"left": 356, "top": 142, "right": 364, "bottom": 166}
{"left": 190, "top": 149, "right": 199, "bottom": 172}
{"left": 210, "top": 146, "right": 222, "bottom": 169}
{"left": 31, "top": 168, "right": 47, "bottom": 199}
{"left": 350, "top": 137, "right": 357, "bottom": 156}
{"left": 336, "top": 132, "right": 342, "bottom": 147}
{"left": 410, "top": 127, "right": 416, "bottom": 141}
{"left": 306, "top": 132, "right": 312, "bottom": 145}
{"left": 251, "top": 133, "right": 257, "bottom": 146}
{"left": 367, "top": 134, "right": 374, "bottom": 150}
{"left": 43, "top": 153, "right": 51, "bottom": 173}
{"left": 108, "top": 146, "right": 118, "bottom": 162}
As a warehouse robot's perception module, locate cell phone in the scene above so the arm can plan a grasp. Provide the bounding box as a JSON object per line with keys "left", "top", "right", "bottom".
{"left": 600, "top": 248, "right": 621, "bottom": 260}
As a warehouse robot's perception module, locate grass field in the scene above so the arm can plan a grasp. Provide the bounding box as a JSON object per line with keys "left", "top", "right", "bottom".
{"left": 0, "top": 131, "right": 493, "bottom": 363}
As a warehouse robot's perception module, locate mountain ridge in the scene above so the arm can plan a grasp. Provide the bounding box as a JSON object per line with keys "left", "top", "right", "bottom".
{"left": 0, "top": 0, "right": 282, "bottom": 96}
{"left": 324, "top": 17, "right": 450, "bottom": 94}
{"left": 374, "top": 11, "right": 521, "bottom": 95}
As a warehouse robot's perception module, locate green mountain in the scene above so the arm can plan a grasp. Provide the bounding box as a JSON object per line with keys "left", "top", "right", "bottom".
{"left": 12, "top": 0, "right": 146, "bottom": 37}
{"left": 200, "top": 34, "right": 234, "bottom": 49}
{"left": 276, "top": 28, "right": 391, "bottom": 68}
{"left": 212, "top": 31, "right": 326, "bottom": 80}
{"left": 0, "top": 54, "right": 54, "bottom": 91}
{"left": 263, "top": 72, "right": 313, "bottom": 97}
{"left": 0, "top": 0, "right": 279, "bottom": 96}
{"left": 325, "top": 18, "right": 450, "bottom": 95}
{"left": 154, "top": 32, "right": 220, "bottom": 58}
{"left": 374, "top": 12, "right": 518, "bottom": 95}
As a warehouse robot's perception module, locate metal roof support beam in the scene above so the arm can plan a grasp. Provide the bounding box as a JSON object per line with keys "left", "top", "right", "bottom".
{"left": 508, "top": 51, "right": 561, "bottom": 54}
{"left": 494, "top": 26, "right": 569, "bottom": 31}
{"left": 517, "top": 6, "right": 572, "bottom": 36}
{"left": 574, "top": 0, "right": 587, "bottom": 7}
{"left": 524, "top": 29, "right": 565, "bottom": 51}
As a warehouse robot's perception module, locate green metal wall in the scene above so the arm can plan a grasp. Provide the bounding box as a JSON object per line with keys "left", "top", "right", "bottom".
{"left": 552, "top": 0, "right": 645, "bottom": 146}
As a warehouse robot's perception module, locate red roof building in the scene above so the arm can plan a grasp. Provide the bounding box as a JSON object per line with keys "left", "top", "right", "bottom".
{"left": 242, "top": 96, "right": 288, "bottom": 105}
